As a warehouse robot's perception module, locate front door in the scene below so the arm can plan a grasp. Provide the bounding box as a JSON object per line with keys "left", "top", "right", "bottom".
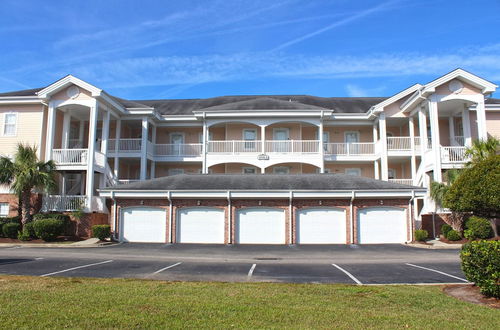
{"left": 273, "top": 128, "right": 289, "bottom": 152}
{"left": 171, "top": 133, "right": 184, "bottom": 155}
{"left": 243, "top": 129, "right": 257, "bottom": 151}
{"left": 345, "top": 132, "right": 359, "bottom": 154}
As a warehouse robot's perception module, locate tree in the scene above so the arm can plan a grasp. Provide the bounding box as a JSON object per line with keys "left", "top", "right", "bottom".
{"left": 465, "top": 137, "right": 499, "bottom": 164}
{"left": 443, "top": 155, "right": 500, "bottom": 237}
{"left": 429, "top": 169, "right": 463, "bottom": 232}
{"left": 0, "top": 144, "right": 57, "bottom": 224}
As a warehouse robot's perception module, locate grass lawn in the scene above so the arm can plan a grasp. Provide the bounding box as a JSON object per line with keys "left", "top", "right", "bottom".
{"left": 0, "top": 276, "right": 498, "bottom": 329}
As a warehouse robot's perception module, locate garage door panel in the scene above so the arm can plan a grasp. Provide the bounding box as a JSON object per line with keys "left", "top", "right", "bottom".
{"left": 236, "top": 208, "right": 285, "bottom": 244}
{"left": 177, "top": 208, "right": 225, "bottom": 244}
{"left": 297, "top": 208, "right": 346, "bottom": 244}
{"left": 358, "top": 207, "right": 406, "bottom": 244}
{"left": 121, "top": 207, "right": 167, "bottom": 243}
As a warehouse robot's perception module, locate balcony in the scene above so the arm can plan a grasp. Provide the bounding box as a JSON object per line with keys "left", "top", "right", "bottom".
{"left": 388, "top": 178, "right": 414, "bottom": 186}
{"left": 52, "top": 149, "right": 88, "bottom": 165}
{"left": 207, "top": 140, "right": 320, "bottom": 154}
{"left": 324, "top": 142, "right": 376, "bottom": 156}
{"left": 108, "top": 139, "right": 142, "bottom": 153}
{"left": 41, "top": 195, "right": 87, "bottom": 212}
{"left": 387, "top": 137, "right": 421, "bottom": 151}
{"left": 441, "top": 146, "right": 468, "bottom": 163}
{"left": 154, "top": 143, "right": 203, "bottom": 157}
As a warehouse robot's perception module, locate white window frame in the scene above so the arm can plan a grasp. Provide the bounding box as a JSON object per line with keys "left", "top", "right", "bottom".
{"left": 345, "top": 168, "right": 361, "bottom": 176}
{"left": 273, "top": 166, "right": 290, "bottom": 174}
{"left": 273, "top": 128, "right": 289, "bottom": 140}
{"left": 168, "top": 168, "right": 184, "bottom": 176}
{"left": 0, "top": 203, "right": 9, "bottom": 217}
{"left": 344, "top": 131, "right": 360, "bottom": 143}
{"left": 2, "top": 112, "right": 17, "bottom": 137}
{"left": 242, "top": 167, "right": 257, "bottom": 174}
{"left": 170, "top": 132, "right": 185, "bottom": 144}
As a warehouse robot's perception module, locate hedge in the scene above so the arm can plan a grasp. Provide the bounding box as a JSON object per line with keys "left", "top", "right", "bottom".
{"left": 92, "top": 225, "right": 111, "bottom": 241}
{"left": 464, "top": 216, "right": 493, "bottom": 240}
{"left": 445, "top": 230, "right": 461, "bottom": 241}
{"left": 2, "top": 223, "right": 20, "bottom": 239}
{"left": 22, "top": 222, "right": 37, "bottom": 239}
{"left": 33, "top": 219, "right": 64, "bottom": 241}
{"left": 461, "top": 241, "right": 500, "bottom": 298}
{"left": 414, "top": 230, "right": 428, "bottom": 242}
{"left": 441, "top": 224, "right": 452, "bottom": 237}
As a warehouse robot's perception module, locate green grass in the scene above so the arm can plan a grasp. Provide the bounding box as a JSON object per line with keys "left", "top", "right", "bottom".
{"left": 0, "top": 276, "right": 498, "bottom": 329}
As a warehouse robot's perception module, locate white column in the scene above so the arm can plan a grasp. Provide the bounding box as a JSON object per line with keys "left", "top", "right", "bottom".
{"left": 62, "top": 112, "right": 71, "bottom": 149}
{"left": 418, "top": 106, "right": 428, "bottom": 152}
{"left": 86, "top": 100, "right": 98, "bottom": 210}
{"left": 45, "top": 102, "right": 57, "bottom": 161}
{"left": 428, "top": 99, "right": 442, "bottom": 182}
{"left": 140, "top": 117, "right": 148, "bottom": 180}
{"left": 319, "top": 121, "right": 325, "bottom": 173}
{"left": 100, "top": 110, "right": 110, "bottom": 156}
{"left": 202, "top": 121, "right": 208, "bottom": 174}
{"left": 448, "top": 117, "right": 455, "bottom": 146}
{"left": 114, "top": 119, "right": 121, "bottom": 177}
{"left": 476, "top": 100, "right": 487, "bottom": 140}
{"left": 379, "top": 113, "right": 388, "bottom": 181}
{"left": 372, "top": 122, "right": 378, "bottom": 142}
{"left": 374, "top": 160, "right": 380, "bottom": 179}
{"left": 78, "top": 121, "right": 84, "bottom": 146}
{"left": 150, "top": 161, "right": 156, "bottom": 179}
{"left": 150, "top": 124, "right": 157, "bottom": 179}
{"left": 462, "top": 106, "right": 472, "bottom": 147}
{"left": 261, "top": 125, "right": 266, "bottom": 154}
{"left": 409, "top": 116, "right": 416, "bottom": 181}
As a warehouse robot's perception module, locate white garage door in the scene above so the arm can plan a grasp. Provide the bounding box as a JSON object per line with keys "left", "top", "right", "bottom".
{"left": 358, "top": 207, "right": 407, "bottom": 244}
{"left": 236, "top": 208, "right": 285, "bottom": 244}
{"left": 177, "top": 207, "right": 225, "bottom": 244}
{"left": 297, "top": 208, "right": 346, "bottom": 244}
{"left": 120, "top": 207, "right": 167, "bottom": 243}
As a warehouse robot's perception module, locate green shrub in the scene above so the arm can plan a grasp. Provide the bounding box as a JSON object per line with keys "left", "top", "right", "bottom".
{"left": 32, "top": 213, "right": 46, "bottom": 221}
{"left": 446, "top": 229, "right": 461, "bottom": 241}
{"left": 414, "top": 230, "right": 428, "bottom": 242}
{"left": 441, "top": 224, "right": 452, "bottom": 236}
{"left": 22, "top": 222, "right": 37, "bottom": 239}
{"left": 92, "top": 225, "right": 111, "bottom": 241}
{"left": 461, "top": 241, "right": 500, "bottom": 298}
{"left": 464, "top": 216, "right": 493, "bottom": 240}
{"left": 2, "top": 223, "right": 20, "bottom": 239}
{"left": 33, "top": 219, "right": 64, "bottom": 241}
{"left": 17, "top": 231, "right": 31, "bottom": 241}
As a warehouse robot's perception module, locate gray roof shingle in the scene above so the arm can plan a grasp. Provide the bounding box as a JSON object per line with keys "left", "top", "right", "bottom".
{"left": 107, "top": 174, "right": 421, "bottom": 191}
{"left": 0, "top": 87, "right": 44, "bottom": 97}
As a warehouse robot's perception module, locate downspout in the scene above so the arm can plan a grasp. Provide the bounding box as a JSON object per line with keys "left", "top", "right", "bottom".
{"left": 350, "top": 190, "right": 355, "bottom": 244}
{"left": 167, "top": 191, "right": 173, "bottom": 244}
{"left": 110, "top": 191, "right": 118, "bottom": 241}
{"left": 409, "top": 190, "right": 415, "bottom": 243}
{"left": 289, "top": 191, "right": 293, "bottom": 245}
{"left": 227, "top": 190, "right": 231, "bottom": 245}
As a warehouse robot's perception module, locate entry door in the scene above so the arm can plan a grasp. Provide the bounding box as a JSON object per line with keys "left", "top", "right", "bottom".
{"left": 171, "top": 133, "right": 184, "bottom": 155}
{"left": 345, "top": 132, "right": 359, "bottom": 154}
{"left": 243, "top": 129, "right": 257, "bottom": 151}
{"left": 236, "top": 208, "right": 286, "bottom": 244}
{"left": 273, "top": 128, "right": 289, "bottom": 152}
{"left": 358, "top": 207, "right": 407, "bottom": 244}
{"left": 120, "top": 207, "right": 167, "bottom": 243}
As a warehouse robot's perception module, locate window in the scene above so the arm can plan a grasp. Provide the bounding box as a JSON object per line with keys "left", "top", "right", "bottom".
{"left": 388, "top": 169, "right": 396, "bottom": 179}
{"left": 345, "top": 168, "right": 361, "bottom": 176}
{"left": 3, "top": 113, "right": 17, "bottom": 136}
{"left": 168, "top": 168, "right": 184, "bottom": 176}
{"left": 243, "top": 129, "right": 257, "bottom": 151}
{"left": 242, "top": 167, "right": 257, "bottom": 174}
{"left": 273, "top": 166, "right": 290, "bottom": 174}
{"left": 0, "top": 203, "right": 9, "bottom": 217}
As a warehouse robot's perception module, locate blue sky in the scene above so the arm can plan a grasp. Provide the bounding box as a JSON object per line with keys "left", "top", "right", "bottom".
{"left": 1, "top": 0, "right": 500, "bottom": 100}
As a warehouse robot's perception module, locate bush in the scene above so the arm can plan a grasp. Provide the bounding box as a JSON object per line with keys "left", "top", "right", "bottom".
{"left": 461, "top": 241, "right": 500, "bottom": 298}
{"left": 464, "top": 216, "right": 493, "bottom": 240}
{"left": 414, "top": 230, "right": 428, "bottom": 242}
{"left": 17, "top": 231, "right": 31, "bottom": 241}
{"left": 446, "top": 230, "right": 461, "bottom": 241}
{"left": 2, "top": 223, "right": 20, "bottom": 239}
{"left": 22, "top": 222, "right": 37, "bottom": 239}
{"left": 441, "top": 224, "right": 452, "bottom": 237}
{"left": 92, "top": 225, "right": 111, "bottom": 241}
{"left": 33, "top": 219, "right": 64, "bottom": 241}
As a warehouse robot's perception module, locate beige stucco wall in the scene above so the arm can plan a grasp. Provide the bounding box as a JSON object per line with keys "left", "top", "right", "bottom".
{"left": 435, "top": 79, "right": 482, "bottom": 96}
{"left": 486, "top": 111, "right": 500, "bottom": 138}
{"left": 325, "top": 163, "right": 375, "bottom": 178}
{"left": 323, "top": 126, "right": 374, "bottom": 142}
{"left": 0, "top": 104, "right": 45, "bottom": 157}
{"left": 52, "top": 85, "right": 94, "bottom": 101}
{"left": 156, "top": 127, "right": 202, "bottom": 144}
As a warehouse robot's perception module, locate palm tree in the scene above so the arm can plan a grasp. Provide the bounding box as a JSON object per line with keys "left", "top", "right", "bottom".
{"left": 429, "top": 169, "right": 461, "bottom": 209}
{"left": 465, "top": 137, "right": 499, "bottom": 164}
{"left": 0, "top": 144, "right": 57, "bottom": 224}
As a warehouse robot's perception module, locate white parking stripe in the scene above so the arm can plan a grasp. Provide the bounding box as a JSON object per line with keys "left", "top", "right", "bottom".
{"left": 40, "top": 260, "right": 114, "bottom": 277}
{"left": 405, "top": 263, "right": 469, "bottom": 282}
{"left": 248, "top": 264, "right": 257, "bottom": 277}
{"left": 332, "top": 263, "right": 362, "bottom": 285}
{"left": 152, "top": 262, "right": 182, "bottom": 274}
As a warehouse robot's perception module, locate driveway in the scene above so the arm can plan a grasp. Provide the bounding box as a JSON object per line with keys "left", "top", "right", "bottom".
{"left": 0, "top": 244, "right": 467, "bottom": 284}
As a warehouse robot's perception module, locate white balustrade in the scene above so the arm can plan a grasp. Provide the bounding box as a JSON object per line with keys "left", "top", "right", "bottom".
{"left": 108, "top": 138, "right": 142, "bottom": 152}
{"left": 94, "top": 151, "right": 106, "bottom": 168}
{"left": 388, "top": 179, "right": 414, "bottom": 186}
{"left": 387, "top": 137, "right": 413, "bottom": 150}
{"left": 155, "top": 143, "right": 203, "bottom": 156}
{"left": 441, "top": 146, "right": 468, "bottom": 163}
{"left": 265, "top": 140, "right": 319, "bottom": 153}
{"left": 118, "top": 179, "right": 141, "bottom": 184}
{"left": 41, "top": 195, "right": 87, "bottom": 212}
{"left": 324, "top": 142, "right": 375, "bottom": 155}
{"left": 208, "top": 140, "right": 262, "bottom": 154}
{"left": 453, "top": 136, "right": 465, "bottom": 146}
{"left": 52, "top": 149, "right": 88, "bottom": 165}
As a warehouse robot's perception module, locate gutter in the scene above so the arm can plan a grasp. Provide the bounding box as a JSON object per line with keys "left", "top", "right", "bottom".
{"left": 289, "top": 190, "right": 293, "bottom": 245}
{"left": 227, "top": 190, "right": 231, "bottom": 244}
{"left": 409, "top": 190, "right": 415, "bottom": 243}
{"left": 167, "top": 191, "right": 173, "bottom": 244}
{"left": 350, "top": 190, "right": 355, "bottom": 244}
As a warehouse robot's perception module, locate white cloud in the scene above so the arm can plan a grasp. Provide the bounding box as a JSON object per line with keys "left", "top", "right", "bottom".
{"left": 345, "top": 84, "right": 386, "bottom": 97}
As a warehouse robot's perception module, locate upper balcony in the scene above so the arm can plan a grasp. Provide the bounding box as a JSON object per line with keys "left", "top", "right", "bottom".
{"left": 52, "top": 148, "right": 106, "bottom": 170}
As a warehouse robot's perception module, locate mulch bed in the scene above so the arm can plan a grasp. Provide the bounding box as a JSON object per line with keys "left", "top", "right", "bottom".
{"left": 0, "top": 236, "right": 84, "bottom": 244}
{"left": 438, "top": 236, "right": 500, "bottom": 245}
{"left": 444, "top": 285, "right": 500, "bottom": 309}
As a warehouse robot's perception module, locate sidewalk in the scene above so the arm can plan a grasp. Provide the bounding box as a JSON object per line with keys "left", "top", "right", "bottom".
{"left": 407, "top": 239, "right": 463, "bottom": 249}
{"left": 0, "top": 238, "right": 118, "bottom": 248}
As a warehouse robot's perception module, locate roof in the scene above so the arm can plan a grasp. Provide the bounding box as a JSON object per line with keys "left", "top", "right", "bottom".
{"left": 107, "top": 174, "right": 421, "bottom": 191}
{"left": 0, "top": 87, "right": 44, "bottom": 97}
{"left": 486, "top": 97, "right": 500, "bottom": 104}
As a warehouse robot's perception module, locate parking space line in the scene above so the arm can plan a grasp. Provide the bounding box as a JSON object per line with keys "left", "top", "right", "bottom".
{"left": 331, "top": 263, "right": 362, "bottom": 285}
{"left": 152, "top": 262, "right": 182, "bottom": 274}
{"left": 248, "top": 264, "right": 257, "bottom": 277}
{"left": 405, "top": 263, "right": 469, "bottom": 283}
{"left": 40, "top": 260, "right": 114, "bottom": 277}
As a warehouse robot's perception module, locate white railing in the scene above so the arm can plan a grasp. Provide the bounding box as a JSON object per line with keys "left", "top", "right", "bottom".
{"left": 427, "top": 137, "right": 432, "bottom": 149}
{"left": 155, "top": 143, "right": 203, "bottom": 156}
{"left": 41, "top": 195, "right": 87, "bottom": 212}
{"left": 387, "top": 137, "right": 413, "bottom": 150}
{"left": 108, "top": 139, "right": 142, "bottom": 152}
{"left": 414, "top": 137, "right": 421, "bottom": 147}
{"left": 453, "top": 136, "right": 465, "bottom": 146}
{"left": 91, "top": 196, "right": 108, "bottom": 213}
{"left": 324, "top": 142, "right": 375, "bottom": 155}
{"left": 388, "top": 179, "right": 414, "bottom": 186}
{"left": 68, "top": 139, "right": 83, "bottom": 148}
{"left": 441, "top": 146, "right": 468, "bottom": 163}
{"left": 118, "top": 179, "right": 141, "bottom": 184}
{"left": 52, "top": 149, "right": 88, "bottom": 165}
{"left": 94, "top": 151, "right": 106, "bottom": 168}
{"left": 208, "top": 140, "right": 262, "bottom": 154}
{"left": 265, "top": 140, "right": 319, "bottom": 153}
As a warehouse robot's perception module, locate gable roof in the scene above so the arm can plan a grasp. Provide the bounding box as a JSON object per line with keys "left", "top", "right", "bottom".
{"left": 0, "top": 87, "right": 44, "bottom": 97}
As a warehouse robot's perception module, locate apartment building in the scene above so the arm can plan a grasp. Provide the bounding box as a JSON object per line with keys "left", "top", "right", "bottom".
{"left": 0, "top": 69, "right": 498, "bottom": 244}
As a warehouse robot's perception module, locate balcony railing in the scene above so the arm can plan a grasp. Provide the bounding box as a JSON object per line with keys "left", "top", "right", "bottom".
{"left": 41, "top": 195, "right": 87, "bottom": 212}
{"left": 52, "top": 149, "right": 88, "bottom": 165}
{"left": 388, "top": 179, "right": 414, "bottom": 186}
{"left": 108, "top": 139, "right": 142, "bottom": 152}
{"left": 387, "top": 137, "right": 421, "bottom": 150}
{"left": 208, "top": 140, "right": 262, "bottom": 154}
{"left": 324, "top": 142, "right": 375, "bottom": 155}
{"left": 441, "top": 146, "right": 468, "bottom": 163}
{"left": 265, "top": 140, "right": 319, "bottom": 153}
{"left": 155, "top": 143, "right": 203, "bottom": 156}
{"left": 118, "top": 179, "right": 141, "bottom": 184}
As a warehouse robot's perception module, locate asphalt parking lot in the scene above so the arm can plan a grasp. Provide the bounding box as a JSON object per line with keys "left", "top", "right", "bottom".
{"left": 0, "top": 244, "right": 468, "bottom": 285}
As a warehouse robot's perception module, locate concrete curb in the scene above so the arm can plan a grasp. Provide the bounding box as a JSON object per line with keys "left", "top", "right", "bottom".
{"left": 0, "top": 240, "right": 120, "bottom": 248}
{"left": 405, "top": 243, "right": 462, "bottom": 250}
